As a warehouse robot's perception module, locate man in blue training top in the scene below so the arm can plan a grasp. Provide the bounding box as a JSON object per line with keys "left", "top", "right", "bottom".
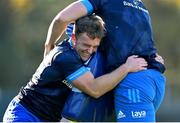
{"left": 44, "top": 0, "right": 166, "bottom": 122}
{"left": 3, "top": 15, "right": 148, "bottom": 122}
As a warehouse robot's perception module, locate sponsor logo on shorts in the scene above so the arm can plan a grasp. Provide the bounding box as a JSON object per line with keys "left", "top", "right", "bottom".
{"left": 131, "top": 110, "right": 146, "bottom": 118}
{"left": 117, "top": 110, "right": 126, "bottom": 119}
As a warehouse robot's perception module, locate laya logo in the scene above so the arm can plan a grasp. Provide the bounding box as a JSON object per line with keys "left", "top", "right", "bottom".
{"left": 117, "top": 111, "right": 126, "bottom": 119}
{"left": 131, "top": 110, "right": 146, "bottom": 118}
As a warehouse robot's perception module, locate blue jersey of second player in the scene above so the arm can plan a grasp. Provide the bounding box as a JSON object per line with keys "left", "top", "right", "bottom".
{"left": 18, "top": 39, "right": 89, "bottom": 121}
{"left": 80, "top": 0, "right": 165, "bottom": 72}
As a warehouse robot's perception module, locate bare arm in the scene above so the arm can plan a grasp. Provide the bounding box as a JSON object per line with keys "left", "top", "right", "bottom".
{"left": 44, "top": 1, "right": 88, "bottom": 57}
{"left": 72, "top": 55, "right": 147, "bottom": 98}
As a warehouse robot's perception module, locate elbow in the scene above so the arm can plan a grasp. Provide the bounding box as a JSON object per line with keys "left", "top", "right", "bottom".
{"left": 82, "top": 85, "right": 102, "bottom": 99}
{"left": 93, "top": 94, "right": 101, "bottom": 99}
{"left": 87, "top": 84, "right": 104, "bottom": 99}
{"left": 90, "top": 90, "right": 102, "bottom": 99}
{"left": 75, "top": 80, "right": 104, "bottom": 99}
{"left": 44, "top": 43, "right": 54, "bottom": 49}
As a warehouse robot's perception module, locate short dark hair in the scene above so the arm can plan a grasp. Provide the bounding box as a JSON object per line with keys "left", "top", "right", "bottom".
{"left": 75, "top": 14, "right": 106, "bottom": 40}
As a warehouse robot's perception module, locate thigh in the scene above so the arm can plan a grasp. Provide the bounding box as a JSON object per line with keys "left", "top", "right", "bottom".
{"left": 3, "top": 97, "right": 41, "bottom": 122}
{"left": 153, "top": 71, "right": 166, "bottom": 111}
{"left": 114, "top": 70, "right": 157, "bottom": 122}
{"left": 114, "top": 86, "right": 156, "bottom": 122}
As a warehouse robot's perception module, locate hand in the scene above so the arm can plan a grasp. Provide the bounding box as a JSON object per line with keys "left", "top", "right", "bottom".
{"left": 155, "top": 53, "right": 164, "bottom": 65}
{"left": 124, "top": 55, "right": 148, "bottom": 72}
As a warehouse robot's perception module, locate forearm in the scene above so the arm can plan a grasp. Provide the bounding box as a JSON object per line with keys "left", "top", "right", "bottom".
{"left": 90, "top": 64, "right": 128, "bottom": 98}
{"left": 73, "top": 56, "right": 147, "bottom": 98}
{"left": 44, "top": 1, "right": 88, "bottom": 57}
{"left": 44, "top": 18, "right": 68, "bottom": 56}
{"left": 45, "top": 19, "right": 66, "bottom": 45}
{"left": 73, "top": 64, "right": 129, "bottom": 98}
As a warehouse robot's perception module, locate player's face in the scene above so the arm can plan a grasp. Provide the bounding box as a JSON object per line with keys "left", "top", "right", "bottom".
{"left": 75, "top": 33, "right": 101, "bottom": 61}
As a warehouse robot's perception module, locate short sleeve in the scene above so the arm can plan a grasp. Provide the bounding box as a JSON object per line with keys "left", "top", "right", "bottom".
{"left": 53, "top": 49, "right": 90, "bottom": 85}
{"left": 87, "top": 0, "right": 101, "bottom": 11}
{"left": 53, "top": 50, "right": 83, "bottom": 77}
{"left": 79, "top": 0, "right": 94, "bottom": 14}
{"left": 66, "top": 66, "right": 90, "bottom": 84}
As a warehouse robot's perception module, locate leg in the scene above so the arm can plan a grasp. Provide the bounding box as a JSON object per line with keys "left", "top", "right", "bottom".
{"left": 115, "top": 87, "right": 155, "bottom": 122}
{"left": 3, "top": 97, "right": 41, "bottom": 122}
{"left": 152, "top": 70, "right": 166, "bottom": 111}
{"left": 114, "top": 69, "right": 165, "bottom": 122}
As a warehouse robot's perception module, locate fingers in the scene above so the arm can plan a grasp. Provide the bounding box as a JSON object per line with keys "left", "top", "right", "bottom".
{"left": 137, "top": 64, "right": 147, "bottom": 71}
{"left": 136, "top": 59, "right": 147, "bottom": 71}
{"left": 127, "top": 54, "right": 165, "bottom": 73}
{"left": 138, "top": 58, "right": 148, "bottom": 66}
{"left": 125, "top": 55, "right": 148, "bottom": 72}
{"left": 129, "top": 56, "right": 148, "bottom": 66}
{"left": 128, "top": 55, "right": 138, "bottom": 59}
{"left": 155, "top": 55, "right": 164, "bottom": 64}
{"left": 130, "top": 54, "right": 164, "bottom": 65}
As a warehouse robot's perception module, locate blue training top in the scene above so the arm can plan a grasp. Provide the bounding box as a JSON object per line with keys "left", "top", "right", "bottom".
{"left": 18, "top": 39, "right": 89, "bottom": 121}
{"left": 80, "top": 0, "right": 165, "bottom": 73}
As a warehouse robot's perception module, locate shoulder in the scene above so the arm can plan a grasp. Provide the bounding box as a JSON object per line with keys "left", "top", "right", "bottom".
{"left": 52, "top": 42, "right": 85, "bottom": 78}
{"left": 53, "top": 41, "right": 82, "bottom": 67}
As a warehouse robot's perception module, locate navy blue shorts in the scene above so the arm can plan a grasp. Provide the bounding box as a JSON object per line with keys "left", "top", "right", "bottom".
{"left": 3, "top": 97, "right": 42, "bottom": 122}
